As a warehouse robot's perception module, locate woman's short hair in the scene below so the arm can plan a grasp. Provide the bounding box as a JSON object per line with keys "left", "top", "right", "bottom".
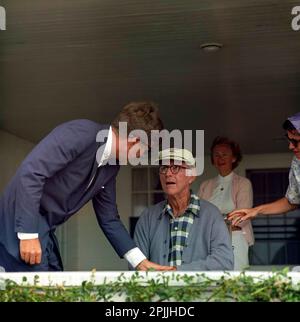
{"left": 112, "top": 101, "right": 164, "bottom": 142}
{"left": 210, "top": 136, "right": 242, "bottom": 170}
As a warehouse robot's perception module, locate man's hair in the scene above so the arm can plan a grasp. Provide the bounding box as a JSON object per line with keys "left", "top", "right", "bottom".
{"left": 282, "top": 119, "right": 296, "bottom": 132}
{"left": 210, "top": 136, "right": 242, "bottom": 170}
{"left": 112, "top": 101, "right": 164, "bottom": 141}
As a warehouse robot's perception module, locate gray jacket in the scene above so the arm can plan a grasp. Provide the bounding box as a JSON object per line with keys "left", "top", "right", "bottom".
{"left": 134, "top": 199, "right": 234, "bottom": 271}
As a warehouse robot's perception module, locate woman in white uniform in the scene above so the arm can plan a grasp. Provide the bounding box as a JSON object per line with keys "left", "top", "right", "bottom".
{"left": 198, "top": 137, "right": 254, "bottom": 270}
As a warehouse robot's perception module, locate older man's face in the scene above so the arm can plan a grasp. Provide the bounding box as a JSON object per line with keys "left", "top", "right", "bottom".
{"left": 159, "top": 160, "right": 195, "bottom": 196}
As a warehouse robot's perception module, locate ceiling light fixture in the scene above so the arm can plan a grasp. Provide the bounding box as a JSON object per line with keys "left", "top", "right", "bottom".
{"left": 200, "top": 42, "right": 223, "bottom": 52}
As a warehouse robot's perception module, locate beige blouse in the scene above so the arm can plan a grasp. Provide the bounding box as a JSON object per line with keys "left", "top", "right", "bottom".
{"left": 198, "top": 172, "right": 255, "bottom": 246}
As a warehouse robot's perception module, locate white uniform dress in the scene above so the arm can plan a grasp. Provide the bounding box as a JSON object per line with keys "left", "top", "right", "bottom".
{"left": 208, "top": 172, "right": 249, "bottom": 270}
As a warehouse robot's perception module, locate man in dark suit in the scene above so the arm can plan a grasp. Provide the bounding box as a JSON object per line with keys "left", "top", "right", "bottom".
{"left": 0, "top": 101, "right": 175, "bottom": 272}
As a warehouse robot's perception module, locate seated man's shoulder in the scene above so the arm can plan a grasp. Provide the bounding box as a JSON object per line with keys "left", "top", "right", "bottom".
{"left": 141, "top": 200, "right": 166, "bottom": 218}
{"left": 137, "top": 201, "right": 167, "bottom": 225}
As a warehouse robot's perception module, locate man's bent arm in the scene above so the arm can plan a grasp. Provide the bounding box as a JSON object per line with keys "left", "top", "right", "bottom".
{"left": 15, "top": 120, "right": 98, "bottom": 233}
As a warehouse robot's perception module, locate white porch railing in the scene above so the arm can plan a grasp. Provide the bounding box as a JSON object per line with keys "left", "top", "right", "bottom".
{"left": 1, "top": 271, "right": 300, "bottom": 302}
{"left": 1, "top": 270, "right": 300, "bottom": 286}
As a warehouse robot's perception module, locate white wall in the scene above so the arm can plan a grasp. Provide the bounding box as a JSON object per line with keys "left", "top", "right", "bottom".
{"left": 0, "top": 130, "right": 34, "bottom": 191}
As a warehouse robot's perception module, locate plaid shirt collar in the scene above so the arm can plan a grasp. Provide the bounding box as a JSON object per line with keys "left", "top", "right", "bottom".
{"left": 160, "top": 192, "right": 200, "bottom": 219}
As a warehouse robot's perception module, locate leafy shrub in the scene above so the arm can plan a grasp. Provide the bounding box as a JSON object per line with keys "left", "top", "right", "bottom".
{"left": 1, "top": 269, "right": 300, "bottom": 302}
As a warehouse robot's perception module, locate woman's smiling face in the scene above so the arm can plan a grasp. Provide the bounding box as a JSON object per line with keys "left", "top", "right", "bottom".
{"left": 212, "top": 144, "right": 236, "bottom": 175}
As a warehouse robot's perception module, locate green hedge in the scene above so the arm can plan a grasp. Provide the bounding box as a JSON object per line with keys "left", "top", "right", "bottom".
{"left": 1, "top": 269, "right": 300, "bottom": 302}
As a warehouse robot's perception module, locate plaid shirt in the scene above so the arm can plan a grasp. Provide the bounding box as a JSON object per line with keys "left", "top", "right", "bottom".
{"left": 162, "top": 193, "right": 200, "bottom": 266}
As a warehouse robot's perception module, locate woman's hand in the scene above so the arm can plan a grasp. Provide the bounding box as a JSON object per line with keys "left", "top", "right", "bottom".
{"left": 227, "top": 208, "right": 259, "bottom": 226}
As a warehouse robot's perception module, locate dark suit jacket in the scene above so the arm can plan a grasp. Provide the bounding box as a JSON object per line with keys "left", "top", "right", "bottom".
{"left": 0, "top": 119, "right": 136, "bottom": 271}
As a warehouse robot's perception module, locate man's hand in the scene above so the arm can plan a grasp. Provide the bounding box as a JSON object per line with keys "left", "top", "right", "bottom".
{"left": 227, "top": 208, "right": 259, "bottom": 226}
{"left": 136, "top": 259, "right": 176, "bottom": 271}
{"left": 20, "top": 239, "right": 42, "bottom": 265}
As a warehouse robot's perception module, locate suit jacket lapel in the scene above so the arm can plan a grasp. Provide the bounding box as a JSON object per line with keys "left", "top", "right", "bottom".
{"left": 85, "top": 125, "right": 110, "bottom": 191}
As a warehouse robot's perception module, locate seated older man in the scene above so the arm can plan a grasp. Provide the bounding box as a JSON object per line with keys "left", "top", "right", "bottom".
{"left": 134, "top": 148, "right": 234, "bottom": 271}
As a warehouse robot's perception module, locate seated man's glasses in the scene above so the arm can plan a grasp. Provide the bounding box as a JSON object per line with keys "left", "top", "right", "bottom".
{"left": 159, "top": 165, "right": 188, "bottom": 174}
{"left": 285, "top": 134, "right": 300, "bottom": 147}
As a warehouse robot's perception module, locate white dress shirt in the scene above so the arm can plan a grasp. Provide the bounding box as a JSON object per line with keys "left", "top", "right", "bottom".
{"left": 18, "top": 126, "right": 146, "bottom": 268}
{"left": 208, "top": 172, "right": 235, "bottom": 215}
